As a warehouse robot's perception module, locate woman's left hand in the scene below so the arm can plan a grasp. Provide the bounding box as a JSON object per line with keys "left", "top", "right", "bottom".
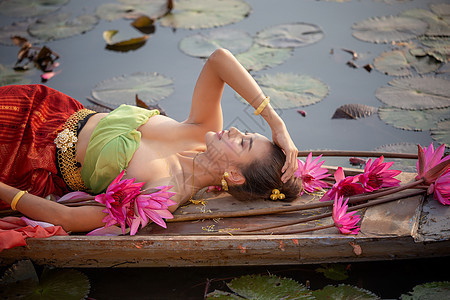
{"left": 272, "top": 125, "right": 298, "bottom": 183}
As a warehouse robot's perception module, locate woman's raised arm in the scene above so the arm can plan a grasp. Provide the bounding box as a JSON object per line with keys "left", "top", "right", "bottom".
{"left": 0, "top": 182, "right": 106, "bottom": 232}
{"left": 184, "top": 48, "right": 298, "bottom": 181}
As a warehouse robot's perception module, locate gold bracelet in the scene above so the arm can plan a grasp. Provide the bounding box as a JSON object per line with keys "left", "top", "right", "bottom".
{"left": 254, "top": 96, "right": 270, "bottom": 115}
{"left": 11, "top": 190, "right": 28, "bottom": 211}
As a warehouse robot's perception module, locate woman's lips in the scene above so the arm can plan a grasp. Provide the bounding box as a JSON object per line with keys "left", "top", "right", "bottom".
{"left": 217, "top": 130, "right": 225, "bottom": 140}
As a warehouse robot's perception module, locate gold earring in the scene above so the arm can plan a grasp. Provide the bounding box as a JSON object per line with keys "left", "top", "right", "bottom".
{"left": 221, "top": 172, "right": 229, "bottom": 191}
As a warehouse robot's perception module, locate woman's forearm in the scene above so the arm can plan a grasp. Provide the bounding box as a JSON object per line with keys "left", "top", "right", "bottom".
{"left": 0, "top": 182, "right": 105, "bottom": 232}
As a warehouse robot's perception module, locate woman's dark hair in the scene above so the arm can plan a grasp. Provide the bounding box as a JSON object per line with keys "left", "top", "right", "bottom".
{"left": 228, "top": 143, "right": 301, "bottom": 201}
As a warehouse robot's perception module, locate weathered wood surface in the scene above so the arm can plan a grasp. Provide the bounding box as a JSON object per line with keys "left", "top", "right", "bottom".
{"left": 1, "top": 171, "right": 449, "bottom": 268}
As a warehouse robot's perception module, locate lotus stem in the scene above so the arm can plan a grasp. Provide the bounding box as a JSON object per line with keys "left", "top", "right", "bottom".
{"left": 57, "top": 195, "right": 95, "bottom": 204}
{"left": 236, "top": 189, "right": 425, "bottom": 234}
{"left": 298, "top": 150, "right": 417, "bottom": 159}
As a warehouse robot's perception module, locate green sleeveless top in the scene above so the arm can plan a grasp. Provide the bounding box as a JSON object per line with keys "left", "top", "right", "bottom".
{"left": 81, "top": 104, "right": 159, "bottom": 194}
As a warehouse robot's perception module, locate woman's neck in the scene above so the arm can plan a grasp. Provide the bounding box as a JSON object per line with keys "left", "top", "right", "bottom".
{"left": 177, "top": 151, "right": 222, "bottom": 198}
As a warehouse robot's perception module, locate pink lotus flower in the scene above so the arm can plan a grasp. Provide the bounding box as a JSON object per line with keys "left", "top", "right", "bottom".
{"left": 320, "top": 167, "right": 366, "bottom": 201}
{"left": 416, "top": 143, "right": 450, "bottom": 184}
{"left": 128, "top": 186, "right": 177, "bottom": 235}
{"left": 360, "top": 156, "right": 401, "bottom": 191}
{"left": 333, "top": 195, "right": 361, "bottom": 235}
{"left": 95, "top": 170, "right": 144, "bottom": 234}
{"left": 206, "top": 185, "right": 222, "bottom": 193}
{"left": 428, "top": 169, "right": 450, "bottom": 205}
{"left": 295, "top": 154, "right": 331, "bottom": 195}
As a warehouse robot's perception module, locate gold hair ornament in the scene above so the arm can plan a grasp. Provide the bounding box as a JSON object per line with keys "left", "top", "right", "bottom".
{"left": 254, "top": 96, "right": 270, "bottom": 115}
{"left": 270, "top": 189, "right": 285, "bottom": 200}
{"left": 221, "top": 172, "right": 229, "bottom": 191}
{"left": 11, "top": 190, "right": 28, "bottom": 211}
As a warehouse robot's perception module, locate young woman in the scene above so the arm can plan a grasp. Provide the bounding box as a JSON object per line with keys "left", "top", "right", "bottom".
{"left": 0, "top": 48, "right": 301, "bottom": 232}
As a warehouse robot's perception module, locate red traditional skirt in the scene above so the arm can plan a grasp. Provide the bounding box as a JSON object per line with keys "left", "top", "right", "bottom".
{"left": 0, "top": 84, "right": 85, "bottom": 203}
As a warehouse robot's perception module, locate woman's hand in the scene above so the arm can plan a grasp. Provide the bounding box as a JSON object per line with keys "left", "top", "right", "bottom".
{"left": 271, "top": 124, "right": 298, "bottom": 183}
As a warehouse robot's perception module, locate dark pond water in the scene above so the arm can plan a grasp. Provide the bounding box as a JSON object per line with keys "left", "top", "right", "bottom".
{"left": 0, "top": 0, "right": 448, "bottom": 299}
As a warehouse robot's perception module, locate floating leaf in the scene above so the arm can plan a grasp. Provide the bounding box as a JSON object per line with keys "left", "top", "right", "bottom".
{"left": 235, "top": 44, "right": 293, "bottom": 72}
{"left": 226, "top": 274, "right": 313, "bottom": 299}
{"left": 95, "top": 3, "right": 136, "bottom": 21}
{"left": 315, "top": 264, "right": 349, "bottom": 281}
{"left": 375, "top": 76, "right": 450, "bottom": 109}
{"left": 431, "top": 119, "right": 450, "bottom": 148}
{"left": 159, "top": 0, "right": 251, "bottom": 29}
{"left": 0, "top": 21, "right": 43, "bottom": 46}
{"left": 400, "top": 8, "right": 450, "bottom": 37}
{"left": 379, "top": 106, "right": 450, "bottom": 131}
{"left": 352, "top": 16, "right": 428, "bottom": 44}
{"left": 312, "top": 284, "right": 379, "bottom": 299}
{"left": 373, "top": 49, "right": 442, "bottom": 76}
{"left": 0, "top": 0, "right": 69, "bottom": 18}
{"left": 179, "top": 29, "right": 252, "bottom": 58}
{"left": 28, "top": 12, "right": 99, "bottom": 42}
{"left": 332, "top": 104, "right": 378, "bottom": 119}
{"left": 131, "top": 15, "right": 155, "bottom": 34}
{"left": 255, "top": 23, "right": 324, "bottom": 48}
{"left": 206, "top": 290, "right": 245, "bottom": 299}
{"left": 1, "top": 261, "right": 90, "bottom": 300}
{"left": 400, "top": 281, "right": 450, "bottom": 300}
{"left": 0, "top": 64, "right": 31, "bottom": 86}
{"left": 430, "top": 3, "right": 450, "bottom": 24}
{"left": 96, "top": 0, "right": 169, "bottom": 21}
{"left": 242, "top": 73, "right": 329, "bottom": 109}
{"left": 103, "top": 30, "right": 149, "bottom": 52}
{"left": 92, "top": 72, "right": 174, "bottom": 107}
{"left": 418, "top": 36, "right": 450, "bottom": 63}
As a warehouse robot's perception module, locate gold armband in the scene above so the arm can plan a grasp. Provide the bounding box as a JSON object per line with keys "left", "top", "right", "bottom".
{"left": 254, "top": 96, "right": 270, "bottom": 115}
{"left": 11, "top": 190, "right": 28, "bottom": 211}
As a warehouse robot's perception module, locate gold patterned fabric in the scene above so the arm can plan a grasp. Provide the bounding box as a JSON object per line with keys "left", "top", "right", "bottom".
{"left": 55, "top": 109, "right": 95, "bottom": 191}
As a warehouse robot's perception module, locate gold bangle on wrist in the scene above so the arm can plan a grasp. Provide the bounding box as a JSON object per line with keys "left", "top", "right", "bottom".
{"left": 11, "top": 190, "right": 28, "bottom": 211}
{"left": 254, "top": 96, "right": 270, "bottom": 115}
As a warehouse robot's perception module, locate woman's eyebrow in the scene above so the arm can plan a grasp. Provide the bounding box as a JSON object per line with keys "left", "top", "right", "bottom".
{"left": 249, "top": 137, "right": 253, "bottom": 151}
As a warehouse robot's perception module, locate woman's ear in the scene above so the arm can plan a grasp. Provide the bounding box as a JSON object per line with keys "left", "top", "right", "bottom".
{"left": 225, "top": 168, "right": 245, "bottom": 185}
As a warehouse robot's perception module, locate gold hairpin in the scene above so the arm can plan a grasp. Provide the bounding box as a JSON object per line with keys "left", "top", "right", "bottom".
{"left": 270, "top": 189, "right": 285, "bottom": 200}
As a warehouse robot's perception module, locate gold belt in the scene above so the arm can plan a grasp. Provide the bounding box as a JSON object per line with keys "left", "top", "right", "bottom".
{"left": 54, "top": 109, "right": 95, "bottom": 191}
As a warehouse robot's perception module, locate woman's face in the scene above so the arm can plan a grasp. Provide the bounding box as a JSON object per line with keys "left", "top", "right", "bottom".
{"left": 204, "top": 127, "right": 272, "bottom": 169}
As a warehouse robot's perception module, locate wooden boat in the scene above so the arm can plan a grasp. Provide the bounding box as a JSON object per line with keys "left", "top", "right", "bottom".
{"left": 1, "top": 152, "right": 449, "bottom": 268}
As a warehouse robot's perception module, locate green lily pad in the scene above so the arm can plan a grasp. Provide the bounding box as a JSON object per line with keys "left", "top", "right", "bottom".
{"left": 235, "top": 44, "right": 293, "bottom": 72}
{"left": 1, "top": 261, "right": 90, "bottom": 300}
{"left": 418, "top": 36, "right": 450, "bottom": 63}
{"left": 226, "top": 274, "right": 313, "bottom": 299}
{"left": 430, "top": 3, "right": 450, "bottom": 24}
{"left": 96, "top": 3, "right": 136, "bottom": 21}
{"left": 400, "top": 8, "right": 450, "bottom": 37}
{"left": 96, "top": 0, "right": 169, "bottom": 21}
{"left": 379, "top": 106, "right": 450, "bottom": 131}
{"left": 206, "top": 290, "right": 244, "bottom": 299}
{"left": 312, "top": 284, "right": 379, "bottom": 299}
{"left": 0, "top": 64, "right": 31, "bottom": 86}
{"left": 373, "top": 49, "right": 442, "bottom": 76}
{"left": 375, "top": 76, "right": 450, "bottom": 109}
{"left": 431, "top": 119, "right": 450, "bottom": 148}
{"left": 159, "top": 0, "right": 251, "bottom": 29}
{"left": 0, "top": 0, "right": 69, "bottom": 18}
{"left": 373, "top": 143, "right": 418, "bottom": 173}
{"left": 0, "top": 20, "right": 44, "bottom": 46}
{"left": 241, "top": 73, "right": 329, "bottom": 108}
{"left": 352, "top": 16, "right": 428, "bottom": 44}
{"left": 92, "top": 72, "right": 174, "bottom": 107}
{"left": 28, "top": 12, "right": 99, "bottom": 42}
{"left": 400, "top": 281, "right": 450, "bottom": 300}
{"left": 255, "top": 22, "right": 324, "bottom": 48}
{"left": 315, "top": 264, "right": 349, "bottom": 281}
{"left": 179, "top": 29, "right": 252, "bottom": 58}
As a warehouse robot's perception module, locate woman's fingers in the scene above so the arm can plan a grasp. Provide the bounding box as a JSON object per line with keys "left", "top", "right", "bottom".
{"left": 281, "top": 147, "right": 298, "bottom": 183}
